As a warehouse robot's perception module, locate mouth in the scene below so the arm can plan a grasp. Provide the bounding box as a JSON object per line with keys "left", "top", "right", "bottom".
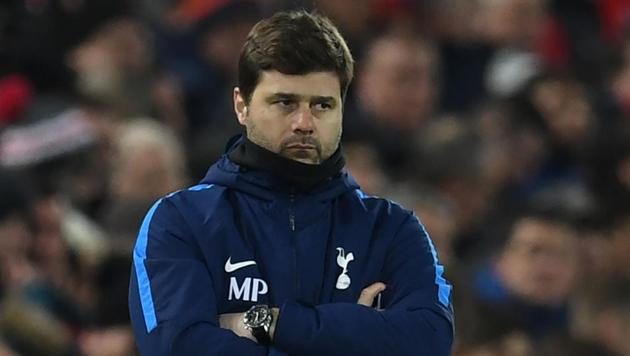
{"left": 286, "top": 144, "right": 316, "bottom": 150}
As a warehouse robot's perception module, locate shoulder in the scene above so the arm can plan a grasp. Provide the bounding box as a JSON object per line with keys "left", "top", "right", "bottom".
{"left": 343, "top": 188, "right": 414, "bottom": 228}
{"left": 146, "top": 183, "right": 228, "bottom": 225}
{"left": 160, "top": 183, "right": 225, "bottom": 208}
{"left": 135, "top": 184, "right": 229, "bottom": 248}
{"left": 164, "top": 183, "right": 223, "bottom": 200}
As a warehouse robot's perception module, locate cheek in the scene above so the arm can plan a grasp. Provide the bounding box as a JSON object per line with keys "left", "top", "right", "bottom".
{"left": 320, "top": 118, "right": 342, "bottom": 143}
{"left": 248, "top": 108, "right": 285, "bottom": 135}
{"left": 325, "top": 111, "right": 343, "bottom": 133}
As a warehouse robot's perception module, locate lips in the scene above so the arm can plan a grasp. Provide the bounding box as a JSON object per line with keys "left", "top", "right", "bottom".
{"left": 286, "top": 144, "right": 316, "bottom": 149}
{"left": 282, "top": 137, "right": 320, "bottom": 153}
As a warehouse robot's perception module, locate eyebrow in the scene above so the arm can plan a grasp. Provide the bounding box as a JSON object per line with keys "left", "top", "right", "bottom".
{"left": 266, "top": 92, "right": 337, "bottom": 105}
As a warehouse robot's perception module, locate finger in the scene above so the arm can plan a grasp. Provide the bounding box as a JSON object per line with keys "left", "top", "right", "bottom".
{"left": 218, "top": 313, "right": 232, "bottom": 329}
{"left": 220, "top": 313, "right": 259, "bottom": 341}
{"left": 357, "top": 282, "right": 386, "bottom": 306}
{"left": 219, "top": 313, "right": 241, "bottom": 333}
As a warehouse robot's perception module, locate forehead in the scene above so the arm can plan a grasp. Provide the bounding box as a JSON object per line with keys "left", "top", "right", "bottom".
{"left": 367, "top": 39, "right": 433, "bottom": 69}
{"left": 510, "top": 218, "right": 574, "bottom": 246}
{"left": 253, "top": 70, "right": 341, "bottom": 98}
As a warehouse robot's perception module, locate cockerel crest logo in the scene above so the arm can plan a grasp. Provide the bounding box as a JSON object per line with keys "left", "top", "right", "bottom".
{"left": 335, "top": 247, "right": 354, "bottom": 290}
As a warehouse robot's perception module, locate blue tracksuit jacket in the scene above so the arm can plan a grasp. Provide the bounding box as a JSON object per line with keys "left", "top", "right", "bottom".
{"left": 129, "top": 151, "right": 454, "bottom": 355}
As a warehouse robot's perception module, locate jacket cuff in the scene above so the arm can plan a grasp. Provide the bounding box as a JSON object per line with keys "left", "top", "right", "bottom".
{"left": 273, "top": 300, "right": 315, "bottom": 352}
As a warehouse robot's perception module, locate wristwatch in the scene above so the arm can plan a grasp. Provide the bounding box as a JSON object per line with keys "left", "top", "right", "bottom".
{"left": 243, "top": 304, "right": 273, "bottom": 345}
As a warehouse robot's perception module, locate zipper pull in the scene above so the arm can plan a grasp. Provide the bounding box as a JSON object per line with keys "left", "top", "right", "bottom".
{"left": 289, "top": 190, "right": 296, "bottom": 231}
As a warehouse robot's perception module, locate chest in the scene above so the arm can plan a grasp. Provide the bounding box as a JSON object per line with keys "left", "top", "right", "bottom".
{"left": 193, "top": 194, "right": 393, "bottom": 314}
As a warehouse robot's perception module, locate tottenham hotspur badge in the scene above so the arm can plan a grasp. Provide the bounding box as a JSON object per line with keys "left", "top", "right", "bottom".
{"left": 335, "top": 247, "right": 354, "bottom": 290}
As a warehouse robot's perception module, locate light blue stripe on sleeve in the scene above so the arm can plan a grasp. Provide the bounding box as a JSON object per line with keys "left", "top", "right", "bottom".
{"left": 188, "top": 183, "right": 213, "bottom": 191}
{"left": 356, "top": 188, "right": 452, "bottom": 307}
{"left": 419, "top": 222, "right": 452, "bottom": 307}
{"left": 133, "top": 199, "right": 163, "bottom": 333}
{"left": 356, "top": 189, "right": 376, "bottom": 200}
{"left": 133, "top": 183, "right": 215, "bottom": 333}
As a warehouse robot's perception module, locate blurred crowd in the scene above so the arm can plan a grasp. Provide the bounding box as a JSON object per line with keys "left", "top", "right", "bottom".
{"left": 1, "top": 0, "right": 630, "bottom": 355}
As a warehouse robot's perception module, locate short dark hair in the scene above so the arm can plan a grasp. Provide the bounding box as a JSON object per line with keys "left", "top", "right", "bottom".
{"left": 238, "top": 10, "right": 354, "bottom": 103}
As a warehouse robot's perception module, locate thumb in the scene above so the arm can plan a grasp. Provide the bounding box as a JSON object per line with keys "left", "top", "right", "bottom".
{"left": 357, "top": 282, "right": 386, "bottom": 306}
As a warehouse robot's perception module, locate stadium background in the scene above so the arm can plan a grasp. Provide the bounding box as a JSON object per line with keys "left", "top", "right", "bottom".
{"left": 1, "top": 0, "right": 630, "bottom": 355}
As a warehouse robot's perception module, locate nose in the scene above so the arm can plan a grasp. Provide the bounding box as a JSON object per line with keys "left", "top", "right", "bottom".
{"left": 291, "top": 107, "right": 315, "bottom": 135}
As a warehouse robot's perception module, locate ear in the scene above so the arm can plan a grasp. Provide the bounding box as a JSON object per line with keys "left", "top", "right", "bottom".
{"left": 233, "top": 87, "right": 248, "bottom": 125}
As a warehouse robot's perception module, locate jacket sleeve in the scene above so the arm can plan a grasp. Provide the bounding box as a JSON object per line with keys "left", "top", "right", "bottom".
{"left": 128, "top": 196, "right": 270, "bottom": 356}
{"left": 272, "top": 213, "right": 454, "bottom": 356}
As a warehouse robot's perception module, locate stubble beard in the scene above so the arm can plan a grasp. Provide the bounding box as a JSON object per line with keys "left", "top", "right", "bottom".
{"left": 279, "top": 136, "right": 322, "bottom": 164}
{"left": 245, "top": 117, "right": 341, "bottom": 165}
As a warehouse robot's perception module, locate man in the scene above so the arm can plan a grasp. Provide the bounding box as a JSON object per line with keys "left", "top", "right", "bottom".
{"left": 470, "top": 211, "right": 579, "bottom": 339}
{"left": 129, "top": 10, "right": 454, "bottom": 355}
{"left": 345, "top": 30, "right": 439, "bottom": 173}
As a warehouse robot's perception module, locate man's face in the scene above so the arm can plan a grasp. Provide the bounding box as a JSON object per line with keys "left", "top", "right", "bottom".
{"left": 234, "top": 70, "right": 343, "bottom": 164}
{"left": 359, "top": 38, "right": 435, "bottom": 131}
{"left": 498, "top": 218, "right": 578, "bottom": 305}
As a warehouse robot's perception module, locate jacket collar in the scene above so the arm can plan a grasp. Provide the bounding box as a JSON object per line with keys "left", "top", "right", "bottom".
{"left": 201, "top": 135, "right": 359, "bottom": 201}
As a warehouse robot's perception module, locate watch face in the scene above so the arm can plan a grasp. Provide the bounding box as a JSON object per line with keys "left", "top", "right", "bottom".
{"left": 244, "top": 305, "right": 271, "bottom": 328}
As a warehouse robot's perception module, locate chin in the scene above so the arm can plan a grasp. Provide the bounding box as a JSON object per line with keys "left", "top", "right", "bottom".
{"left": 293, "top": 157, "right": 319, "bottom": 165}
{"left": 283, "top": 151, "right": 320, "bottom": 165}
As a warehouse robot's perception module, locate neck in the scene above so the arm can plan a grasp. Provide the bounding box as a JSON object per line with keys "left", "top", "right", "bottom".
{"left": 228, "top": 136, "right": 345, "bottom": 192}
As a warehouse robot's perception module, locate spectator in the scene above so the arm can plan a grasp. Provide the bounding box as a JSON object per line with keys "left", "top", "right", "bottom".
{"left": 0, "top": 169, "right": 36, "bottom": 297}
{"left": 183, "top": 0, "right": 265, "bottom": 177}
{"left": 412, "top": 117, "right": 496, "bottom": 262}
{"left": 99, "top": 118, "right": 189, "bottom": 242}
{"left": 342, "top": 140, "right": 389, "bottom": 195}
{"left": 68, "top": 17, "right": 187, "bottom": 131}
{"left": 0, "top": 169, "right": 84, "bottom": 355}
{"left": 78, "top": 252, "right": 136, "bottom": 356}
{"left": 470, "top": 210, "right": 579, "bottom": 339}
{"left": 346, "top": 29, "right": 439, "bottom": 172}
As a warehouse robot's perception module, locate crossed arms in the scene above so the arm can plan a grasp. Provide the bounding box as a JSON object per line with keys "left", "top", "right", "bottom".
{"left": 129, "top": 199, "right": 454, "bottom": 356}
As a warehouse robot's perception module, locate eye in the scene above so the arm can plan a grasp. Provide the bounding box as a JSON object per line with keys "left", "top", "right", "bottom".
{"left": 313, "top": 102, "right": 333, "bottom": 111}
{"left": 275, "top": 99, "right": 295, "bottom": 108}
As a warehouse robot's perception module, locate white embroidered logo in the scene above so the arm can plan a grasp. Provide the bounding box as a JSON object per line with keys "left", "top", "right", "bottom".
{"left": 335, "top": 247, "right": 354, "bottom": 290}
{"left": 228, "top": 277, "right": 268, "bottom": 302}
{"left": 224, "top": 257, "right": 257, "bottom": 273}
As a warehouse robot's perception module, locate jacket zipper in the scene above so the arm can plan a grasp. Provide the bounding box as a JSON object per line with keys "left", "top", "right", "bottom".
{"left": 289, "top": 193, "right": 295, "bottom": 231}
{"left": 289, "top": 190, "right": 299, "bottom": 297}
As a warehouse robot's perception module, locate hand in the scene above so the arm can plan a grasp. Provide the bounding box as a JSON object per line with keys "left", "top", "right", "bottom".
{"left": 357, "top": 282, "right": 386, "bottom": 308}
{"left": 219, "top": 308, "right": 279, "bottom": 343}
{"left": 219, "top": 313, "right": 254, "bottom": 342}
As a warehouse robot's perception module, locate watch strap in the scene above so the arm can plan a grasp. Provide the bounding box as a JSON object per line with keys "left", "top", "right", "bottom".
{"left": 251, "top": 325, "right": 272, "bottom": 345}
